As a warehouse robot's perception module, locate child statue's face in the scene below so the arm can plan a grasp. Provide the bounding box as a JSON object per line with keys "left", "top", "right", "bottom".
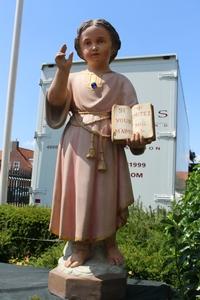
{"left": 79, "top": 25, "right": 113, "bottom": 71}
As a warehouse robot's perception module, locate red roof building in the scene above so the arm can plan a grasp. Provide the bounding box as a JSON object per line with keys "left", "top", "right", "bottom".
{"left": 0, "top": 140, "right": 33, "bottom": 172}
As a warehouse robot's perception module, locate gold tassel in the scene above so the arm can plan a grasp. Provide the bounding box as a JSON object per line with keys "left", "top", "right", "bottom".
{"left": 86, "top": 133, "right": 96, "bottom": 158}
{"left": 98, "top": 151, "right": 107, "bottom": 171}
{"left": 98, "top": 136, "right": 107, "bottom": 171}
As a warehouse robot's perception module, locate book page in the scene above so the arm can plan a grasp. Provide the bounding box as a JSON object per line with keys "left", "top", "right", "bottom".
{"left": 131, "top": 103, "right": 154, "bottom": 139}
{"left": 112, "top": 105, "right": 132, "bottom": 140}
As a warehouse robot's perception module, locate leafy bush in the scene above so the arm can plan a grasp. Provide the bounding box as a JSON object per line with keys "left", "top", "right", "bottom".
{"left": 117, "top": 204, "right": 172, "bottom": 282}
{"left": 29, "top": 242, "right": 65, "bottom": 269}
{"left": 163, "top": 165, "right": 200, "bottom": 299}
{"left": 0, "top": 205, "right": 57, "bottom": 262}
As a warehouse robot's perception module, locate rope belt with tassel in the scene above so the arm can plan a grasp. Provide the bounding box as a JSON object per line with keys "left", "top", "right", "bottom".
{"left": 70, "top": 111, "right": 111, "bottom": 172}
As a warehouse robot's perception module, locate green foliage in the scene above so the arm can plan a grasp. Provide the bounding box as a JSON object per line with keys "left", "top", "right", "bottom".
{"left": 0, "top": 205, "right": 57, "bottom": 262}
{"left": 29, "top": 241, "right": 65, "bottom": 269}
{"left": 0, "top": 230, "right": 12, "bottom": 260}
{"left": 117, "top": 204, "right": 172, "bottom": 282}
{"left": 163, "top": 165, "right": 200, "bottom": 299}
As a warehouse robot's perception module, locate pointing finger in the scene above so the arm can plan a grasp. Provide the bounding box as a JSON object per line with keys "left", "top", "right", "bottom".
{"left": 59, "top": 44, "right": 67, "bottom": 54}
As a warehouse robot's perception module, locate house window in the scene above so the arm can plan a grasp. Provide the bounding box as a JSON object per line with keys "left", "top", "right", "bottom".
{"left": 13, "top": 161, "right": 20, "bottom": 170}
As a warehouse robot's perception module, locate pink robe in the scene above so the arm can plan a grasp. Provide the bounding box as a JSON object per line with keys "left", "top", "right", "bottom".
{"left": 46, "top": 70, "right": 138, "bottom": 241}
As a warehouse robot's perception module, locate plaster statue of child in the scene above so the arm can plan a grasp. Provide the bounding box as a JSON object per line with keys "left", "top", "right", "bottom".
{"left": 46, "top": 19, "right": 147, "bottom": 268}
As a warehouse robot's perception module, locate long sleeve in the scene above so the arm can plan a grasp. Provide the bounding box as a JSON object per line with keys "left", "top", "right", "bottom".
{"left": 45, "top": 76, "right": 72, "bottom": 129}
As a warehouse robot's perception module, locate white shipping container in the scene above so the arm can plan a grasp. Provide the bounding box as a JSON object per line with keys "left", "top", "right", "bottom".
{"left": 30, "top": 54, "right": 190, "bottom": 209}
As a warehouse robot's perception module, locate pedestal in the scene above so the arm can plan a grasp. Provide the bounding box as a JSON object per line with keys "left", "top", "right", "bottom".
{"left": 48, "top": 242, "right": 127, "bottom": 300}
{"left": 49, "top": 267, "right": 127, "bottom": 300}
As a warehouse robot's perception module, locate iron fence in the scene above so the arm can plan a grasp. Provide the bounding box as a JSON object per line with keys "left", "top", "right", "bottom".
{"left": 7, "top": 168, "right": 32, "bottom": 206}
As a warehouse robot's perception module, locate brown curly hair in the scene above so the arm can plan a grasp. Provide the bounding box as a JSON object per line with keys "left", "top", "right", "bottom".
{"left": 74, "top": 19, "right": 121, "bottom": 63}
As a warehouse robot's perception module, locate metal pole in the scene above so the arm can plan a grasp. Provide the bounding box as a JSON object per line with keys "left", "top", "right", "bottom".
{"left": 0, "top": 0, "right": 24, "bottom": 204}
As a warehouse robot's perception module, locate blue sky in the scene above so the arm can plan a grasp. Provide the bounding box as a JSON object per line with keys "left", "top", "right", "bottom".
{"left": 0, "top": 0, "right": 200, "bottom": 158}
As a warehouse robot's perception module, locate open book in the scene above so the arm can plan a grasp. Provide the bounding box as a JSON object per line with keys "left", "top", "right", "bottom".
{"left": 111, "top": 103, "right": 156, "bottom": 142}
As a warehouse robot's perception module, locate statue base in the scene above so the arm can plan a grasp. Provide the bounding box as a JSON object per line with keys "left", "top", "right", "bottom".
{"left": 48, "top": 241, "right": 127, "bottom": 299}
{"left": 48, "top": 267, "right": 127, "bottom": 300}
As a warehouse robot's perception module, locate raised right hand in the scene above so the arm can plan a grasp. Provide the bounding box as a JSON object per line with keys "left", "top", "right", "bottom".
{"left": 55, "top": 44, "right": 73, "bottom": 72}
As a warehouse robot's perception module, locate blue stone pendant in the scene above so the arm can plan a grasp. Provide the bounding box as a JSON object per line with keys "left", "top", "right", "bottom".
{"left": 91, "top": 82, "right": 97, "bottom": 89}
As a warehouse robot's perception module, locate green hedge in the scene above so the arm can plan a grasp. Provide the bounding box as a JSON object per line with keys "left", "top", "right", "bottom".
{"left": 117, "top": 205, "right": 173, "bottom": 283}
{"left": 0, "top": 205, "right": 57, "bottom": 262}
{"left": 162, "top": 166, "right": 200, "bottom": 299}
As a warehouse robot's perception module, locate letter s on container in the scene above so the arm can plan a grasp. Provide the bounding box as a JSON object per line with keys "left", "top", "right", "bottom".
{"left": 158, "top": 110, "right": 168, "bottom": 118}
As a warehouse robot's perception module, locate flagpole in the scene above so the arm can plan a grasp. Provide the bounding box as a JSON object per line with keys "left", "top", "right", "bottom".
{"left": 0, "top": 0, "right": 24, "bottom": 204}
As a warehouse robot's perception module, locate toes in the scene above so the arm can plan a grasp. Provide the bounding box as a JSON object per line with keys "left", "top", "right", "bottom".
{"left": 64, "top": 255, "right": 86, "bottom": 268}
{"left": 70, "top": 260, "right": 82, "bottom": 268}
{"left": 108, "top": 257, "right": 115, "bottom": 265}
{"left": 118, "top": 255, "right": 124, "bottom": 265}
{"left": 107, "top": 254, "right": 124, "bottom": 266}
{"left": 64, "top": 257, "right": 73, "bottom": 268}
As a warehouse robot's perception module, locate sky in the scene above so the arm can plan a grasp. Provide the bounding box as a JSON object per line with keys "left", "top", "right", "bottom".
{"left": 0, "top": 0, "right": 200, "bottom": 159}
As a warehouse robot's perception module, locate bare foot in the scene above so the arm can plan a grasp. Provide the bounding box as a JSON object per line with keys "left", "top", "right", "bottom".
{"left": 105, "top": 235, "right": 124, "bottom": 265}
{"left": 64, "top": 242, "right": 91, "bottom": 268}
{"left": 106, "top": 244, "right": 124, "bottom": 265}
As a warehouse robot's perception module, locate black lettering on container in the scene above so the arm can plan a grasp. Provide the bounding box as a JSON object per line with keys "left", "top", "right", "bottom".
{"left": 131, "top": 172, "right": 143, "bottom": 178}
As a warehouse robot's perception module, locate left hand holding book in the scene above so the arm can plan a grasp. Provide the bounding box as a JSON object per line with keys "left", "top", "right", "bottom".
{"left": 126, "top": 132, "right": 147, "bottom": 154}
{"left": 111, "top": 103, "right": 156, "bottom": 154}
